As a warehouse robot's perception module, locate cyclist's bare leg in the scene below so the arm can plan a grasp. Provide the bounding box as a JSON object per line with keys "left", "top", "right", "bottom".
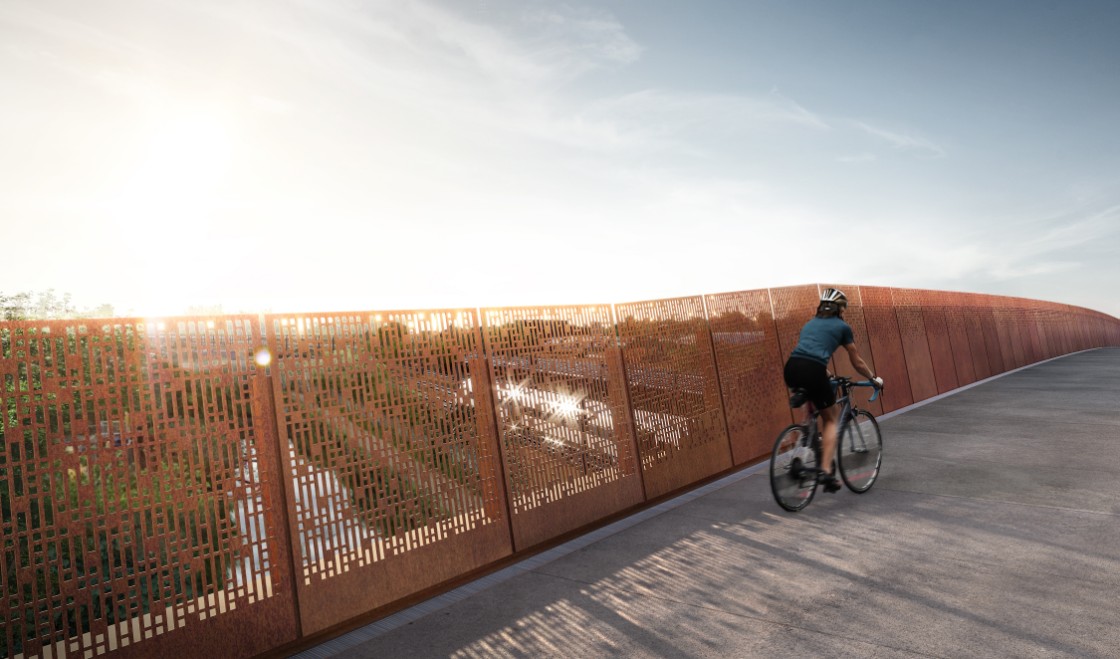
{"left": 819, "top": 404, "right": 840, "bottom": 478}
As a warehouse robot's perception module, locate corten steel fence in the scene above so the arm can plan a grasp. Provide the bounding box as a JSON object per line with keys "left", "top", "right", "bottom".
{"left": 918, "top": 290, "right": 961, "bottom": 394}
{"left": 860, "top": 286, "right": 914, "bottom": 413}
{"left": 614, "top": 297, "right": 732, "bottom": 500}
{"left": 705, "top": 290, "right": 791, "bottom": 465}
{"left": 480, "top": 306, "right": 643, "bottom": 551}
{"left": 0, "top": 317, "right": 298, "bottom": 659}
{"left": 892, "top": 288, "right": 939, "bottom": 404}
{"left": 821, "top": 285, "right": 884, "bottom": 416}
{"left": 261, "top": 310, "right": 512, "bottom": 636}
{"left": 1, "top": 289, "right": 1118, "bottom": 659}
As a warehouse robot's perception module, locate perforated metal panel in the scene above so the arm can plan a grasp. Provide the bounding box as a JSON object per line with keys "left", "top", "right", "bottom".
{"left": 977, "top": 299, "right": 1007, "bottom": 375}
{"left": 481, "top": 306, "right": 643, "bottom": 551}
{"left": 1048, "top": 303, "right": 1065, "bottom": 357}
{"left": 939, "top": 292, "right": 976, "bottom": 386}
{"left": 1012, "top": 300, "right": 1025, "bottom": 367}
{"left": 2, "top": 289, "right": 1116, "bottom": 659}
{"left": 769, "top": 285, "right": 820, "bottom": 362}
{"left": 860, "top": 286, "right": 914, "bottom": 413}
{"left": 962, "top": 303, "right": 993, "bottom": 380}
{"left": 264, "top": 310, "right": 512, "bottom": 635}
{"left": 991, "top": 301, "right": 1022, "bottom": 371}
{"left": 920, "top": 290, "right": 960, "bottom": 394}
{"left": 1032, "top": 302, "right": 1050, "bottom": 359}
{"left": 1024, "top": 301, "right": 1044, "bottom": 363}
{"left": 1041, "top": 304, "right": 1059, "bottom": 357}
{"left": 819, "top": 285, "right": 883, "bottom": 416}
{"left": 705, "top": 289, "right": 791, "bottom": 464}
{"left": 615, "top": 297, "right": 731, "bottom": 500}
{"left": 891, "top": 289, "right": 938, "bottom": 403}
{"left": 990, "top": 301, "right": 1011, "bottom": 370}
{"left": 0, "top": 317, "right": 298, "bottom": 659}
{"left": 1007, "top": 301, "right": 1028, "bottom": 369}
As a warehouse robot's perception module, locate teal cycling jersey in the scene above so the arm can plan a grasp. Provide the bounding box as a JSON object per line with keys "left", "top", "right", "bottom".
{"left": 789, "top": 316, "right": 854, "bottom": 366}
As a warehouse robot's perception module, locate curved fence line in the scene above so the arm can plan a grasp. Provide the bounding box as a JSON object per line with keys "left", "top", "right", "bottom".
{"left": 1, "top": 287, "right": 1117, "bottom": 658}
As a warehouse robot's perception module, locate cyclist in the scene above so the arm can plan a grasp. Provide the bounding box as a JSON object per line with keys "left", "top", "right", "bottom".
{"left": 784, "top": 288, "right": 883, "bottom": 492}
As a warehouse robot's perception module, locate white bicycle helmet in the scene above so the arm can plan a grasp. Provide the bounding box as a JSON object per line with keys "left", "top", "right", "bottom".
{"left": 820, "top": 288, "right": 848, "bottom": 305}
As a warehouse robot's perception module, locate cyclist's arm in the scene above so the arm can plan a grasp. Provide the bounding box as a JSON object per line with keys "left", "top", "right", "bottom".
{"left": 843, "top": 343, "right": 876, "bottom": 380}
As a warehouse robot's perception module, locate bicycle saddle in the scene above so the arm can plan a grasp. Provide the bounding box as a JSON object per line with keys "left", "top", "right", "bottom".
{"left": 788, "top": 389, "right": 807, "bottom": 408}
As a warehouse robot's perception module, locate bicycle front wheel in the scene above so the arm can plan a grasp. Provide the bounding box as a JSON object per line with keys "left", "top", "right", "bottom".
{"left": 770, "top": 424, "right": 818, "bottom": 512}
{"left": 837, "top": 410, "right": 882, "bottom": 493}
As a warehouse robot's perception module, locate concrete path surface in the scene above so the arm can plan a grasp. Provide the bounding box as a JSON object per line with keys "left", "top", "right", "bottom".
{"left": 299, "top": 348, "right": 1120, "bottom": 658}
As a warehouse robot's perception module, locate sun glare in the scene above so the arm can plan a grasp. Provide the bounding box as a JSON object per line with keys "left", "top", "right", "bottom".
{"left": 111, "top": 111, "right": 233, "bottom": 222}
{"left": 100, "top": 108, "right": 240, "bottom": 315}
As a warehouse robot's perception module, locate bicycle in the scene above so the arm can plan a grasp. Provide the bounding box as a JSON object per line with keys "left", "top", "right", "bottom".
{"left": 769, "top": 376, "right": 883, "bottom": 512}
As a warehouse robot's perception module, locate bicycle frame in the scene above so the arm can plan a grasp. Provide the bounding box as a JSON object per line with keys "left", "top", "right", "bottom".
{"left": 771, "top": 377, "right": 882, "bottom": 511}
{"left": 799, "top": 378, "right": 878, "bottom": 453}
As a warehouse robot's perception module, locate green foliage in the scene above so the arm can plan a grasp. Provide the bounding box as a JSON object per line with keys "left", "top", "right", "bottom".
{"left": 0, "top": 322, "right": 243, "bottom": 657}
{"left": 0, "top": 444, "right": 237, "bottom": 656}
{"left": 0, "top": 289, "right": 115, "bottom": 321}
{"left": 1, "top": 289, "right": 117, "bottom": 320}
{"left": 285, "top": 326, "right": 484, "bottom": 539}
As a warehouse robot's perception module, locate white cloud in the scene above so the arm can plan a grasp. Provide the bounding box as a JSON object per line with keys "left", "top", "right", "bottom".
{"left": 519, "top": 4, "right": 643, "bottom": 72}
{"left": 856, "top": 121, "right": 946, "bottom": 158}
{"left": 6, "top": 0, "right": 1114, "bottom": 317}
{"left": 854, "top": 201, "right": 1120, "bottom": 297}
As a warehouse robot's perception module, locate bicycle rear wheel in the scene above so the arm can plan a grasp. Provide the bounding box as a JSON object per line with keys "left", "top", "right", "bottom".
{"left": 837, "top": 410, "right": 882, "bottom": 493}
{"left": 770, "top": 424, "right": 819, "bottom": 511}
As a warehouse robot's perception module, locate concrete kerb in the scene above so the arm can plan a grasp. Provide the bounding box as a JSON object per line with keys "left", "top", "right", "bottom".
{"left": 292, "top": 348, "right": 1102, "bottom": 659}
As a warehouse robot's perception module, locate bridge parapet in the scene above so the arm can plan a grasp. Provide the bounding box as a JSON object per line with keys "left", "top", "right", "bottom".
{"left": 1, "top": 287, "right": 1117, "bottom": 658}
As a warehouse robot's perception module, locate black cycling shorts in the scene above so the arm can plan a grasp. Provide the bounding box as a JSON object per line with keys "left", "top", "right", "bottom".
{"left": 784, "top": 357, "right": 836, "bottom": 409}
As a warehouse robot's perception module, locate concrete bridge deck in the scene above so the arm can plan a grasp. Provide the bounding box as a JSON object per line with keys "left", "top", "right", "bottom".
{"left": 298, "top": 348, "right": 1120, "bottom": 658}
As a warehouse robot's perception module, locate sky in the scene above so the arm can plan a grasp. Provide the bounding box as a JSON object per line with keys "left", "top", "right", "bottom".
{"left": 2, "top": 0, "right": 1119, "bottom": 318}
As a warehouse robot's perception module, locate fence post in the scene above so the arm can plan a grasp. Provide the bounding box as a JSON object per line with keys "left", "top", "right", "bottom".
{"left": 253, "top": 315, "right": 305, "bottom": 642}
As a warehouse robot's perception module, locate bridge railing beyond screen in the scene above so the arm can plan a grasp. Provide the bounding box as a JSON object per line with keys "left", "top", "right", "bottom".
{"left": 1, "top": 286, "right": 1117, "bottom": 658}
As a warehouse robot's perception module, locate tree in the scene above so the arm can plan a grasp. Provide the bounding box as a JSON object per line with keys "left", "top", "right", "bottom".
{"left": 0, "top": 289, "right": 114, "bottom": 320}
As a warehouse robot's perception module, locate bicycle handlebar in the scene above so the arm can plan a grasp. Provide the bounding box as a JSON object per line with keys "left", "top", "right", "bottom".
{"left": 830, "top": 376, "right": 882, "bottom": 402}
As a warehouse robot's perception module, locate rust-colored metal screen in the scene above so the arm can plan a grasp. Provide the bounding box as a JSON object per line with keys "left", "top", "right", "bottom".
{"left": 1010, "top": 302, "right": 1031, "bottom": 367}
{"left": 941, "top": 293, "right": 978, "bottom": 386}
{"left": 1024, "top": 301, "right": 1044, "bottom": 364}
{"left": 1047, "top": 304, "right": 1066, "bottom": 358}
{"left": 1040, "top": 305, "right": 1060, "bottom": 357}
{"left": 705, "top": 289, "right": 791, "bottom": 464}
{"left": 1057, "top": 308, "right": 1075, "bottom": 354}
{"left": 991, "top": 303, "right": 1013, "bottom": 370}
{"left": 2, "top": 289, "right": 1116, "bottom": 659}
{"left": 891, "top": 288, "right": 938, "bottom": 404}
{"left": 1074, "top": 311, "right": 1088, "bottom": 350}
{"left": 1058, "top": 309, "right": 1074, "bottom": 355}
{"left": 769, "top": 285, "right": 820, "bottom": 363}
{"left": 820, "top": 285, "right": 883, "bottom": 416}
{"left": 996, "top": 300, "right": 1017, "bottom": 370}
{"left": 1035, "top": 302, "right": 1054, "bottom": 359}
{"left": 0, "top": 317, "right": 298, "bottom": 659}
{"left": 977, "top": 299, "right": 1007, "bottom": 375}
{"left": 1009, "top": 301, "right": 1033, "bottom": 365}
{"left": 615, "top": 297, "right": 732, "bottom": 500}
{"left": 860, "top": 287, "right": 914, "bottom": 413}
{"left": 264, "top": 310, "right": 512, "bottom": 635}
{"left": 481, "top": 306, "right": 643, "bottom": 551}
{"left": 1067, "top": 310, "right": 1082, "bottom": 352}
{"left": 920, "top": 291, "right": 960, "bottom": 394}
{"left": 962, "top": 303, "right": 994, "bottom": 380}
